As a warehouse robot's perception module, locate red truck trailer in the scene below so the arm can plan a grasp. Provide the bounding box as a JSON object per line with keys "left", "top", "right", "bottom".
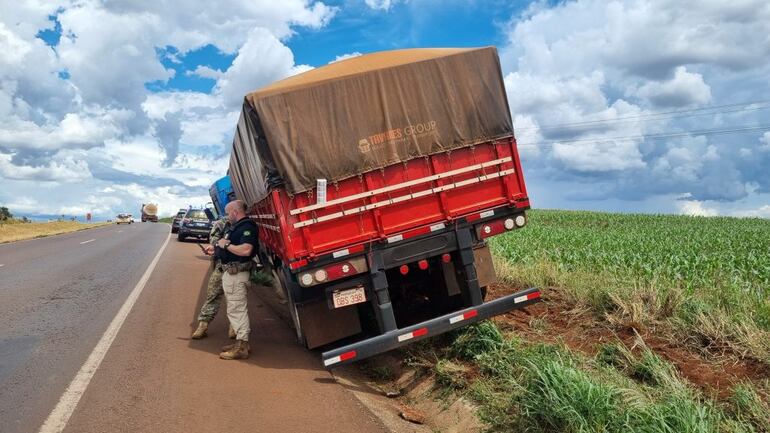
{"left": 228, "top": 47, "right": 541, "bottom": 368}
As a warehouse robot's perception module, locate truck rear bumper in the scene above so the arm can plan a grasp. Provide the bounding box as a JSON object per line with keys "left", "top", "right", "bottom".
{"left": 321, "top": 287, "right": 541, "bottom": 368}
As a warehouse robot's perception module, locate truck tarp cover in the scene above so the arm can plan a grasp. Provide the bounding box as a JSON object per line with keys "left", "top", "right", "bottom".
{"left": 229, "top": 47, "right": 513, "bottom": 203}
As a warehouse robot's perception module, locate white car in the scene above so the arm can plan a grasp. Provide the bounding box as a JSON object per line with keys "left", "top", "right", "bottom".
{"left": 116, "top": 213, "right": 133, "bottom": 224}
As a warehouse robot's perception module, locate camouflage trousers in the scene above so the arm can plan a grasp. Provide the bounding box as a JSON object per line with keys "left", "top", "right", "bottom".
{"left": 197, "top": 262, "right": 224, "bottom": 323}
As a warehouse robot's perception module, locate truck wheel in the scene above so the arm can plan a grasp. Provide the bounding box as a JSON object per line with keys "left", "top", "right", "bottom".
{"left": 274, "top": 265, "right": 307, "bottom": 347}
{"left": 177, "top": 233, "right": 186, "bottom": 242}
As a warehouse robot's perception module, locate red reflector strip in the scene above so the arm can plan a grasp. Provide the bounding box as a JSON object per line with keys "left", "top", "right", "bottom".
{"left": 514, "top": 291, "right": 541, "bottom": 303}
{"left": 449, "top": 309, "right": 478, "bottom": 324}
{"left": 323, "top": 350, "right": 357, "bottom": 367}
{"left": 397, "top": 327, "right": 428, "bottom": 342}
{"left": 289, "top": 259, "right": 308, "bottom": 270}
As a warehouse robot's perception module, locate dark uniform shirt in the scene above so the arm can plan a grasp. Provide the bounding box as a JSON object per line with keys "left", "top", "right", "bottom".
{"left": 219, "top": 217, "right": 258, "bottom": 264}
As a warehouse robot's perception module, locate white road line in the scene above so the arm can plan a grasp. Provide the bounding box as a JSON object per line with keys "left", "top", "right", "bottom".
{"left": 0, "top": 264, "right": 4, "bottom": 267}
{"left": 79, "top": 239, "right": 95, "bottom": 245}
{"left": 38, "top": 234, "right": 171, "bottom": 433}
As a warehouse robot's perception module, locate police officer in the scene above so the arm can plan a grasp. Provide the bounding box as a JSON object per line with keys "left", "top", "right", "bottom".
{"left": 216, "top": 200, "right": 258, "bottom": 360}
{"left": 191, "top": 214, "right": 236, "bottom": 340}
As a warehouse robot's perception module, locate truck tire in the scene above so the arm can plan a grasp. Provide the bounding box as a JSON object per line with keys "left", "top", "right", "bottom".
{"left": 273, "top": 265, "right": 307, "bottom": 348}
{"left": 177, "top": 233, "right": 186, "bottom": 242}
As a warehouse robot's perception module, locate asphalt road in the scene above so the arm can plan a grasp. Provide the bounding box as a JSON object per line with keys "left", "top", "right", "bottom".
{"left": 0, "top": 223, "right": 388, "bottom": 433}
{"left": 0, "top": 222, "right": 168, "bottom": 433}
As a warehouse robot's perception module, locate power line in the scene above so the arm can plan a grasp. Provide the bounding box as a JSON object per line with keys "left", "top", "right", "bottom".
{"left": 514, "top": 99, "right": 770, "bottom": 132}
{"left": 517, "top": 124, "right": 770, "bottom": 147}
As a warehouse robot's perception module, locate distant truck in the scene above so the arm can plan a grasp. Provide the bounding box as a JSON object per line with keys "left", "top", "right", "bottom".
{"left": 209, "top": 176, "right": 235, "bottom": 218}
{"left": 141, "top": 203, "right": 158, "bottom": 222}
{"left": 228, "top": 47, "right": 540, "bottom": 368}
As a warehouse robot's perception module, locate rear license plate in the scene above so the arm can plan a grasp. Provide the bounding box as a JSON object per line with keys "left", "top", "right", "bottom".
{"left": 332, "top": 287, "right": 366, "bottom": 309}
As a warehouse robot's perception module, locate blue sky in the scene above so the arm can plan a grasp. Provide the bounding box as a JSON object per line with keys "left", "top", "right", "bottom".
{"left": 1, "top": 0, "right": 769, "bottom": 220}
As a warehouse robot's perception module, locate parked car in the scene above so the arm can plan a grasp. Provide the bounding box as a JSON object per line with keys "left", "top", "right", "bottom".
{"left": 177, "top": 209, "right": 213, "bottom": 242}
{"left": 171, "top": 209, "right": 186, "bottom": 233}
{"left": 115, "top": 213, "right": 133, "bottom": 224}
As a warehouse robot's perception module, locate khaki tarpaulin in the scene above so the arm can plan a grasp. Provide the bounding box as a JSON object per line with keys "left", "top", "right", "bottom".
{"left": 229, "top": 47, "right": 513, "bottom": 204}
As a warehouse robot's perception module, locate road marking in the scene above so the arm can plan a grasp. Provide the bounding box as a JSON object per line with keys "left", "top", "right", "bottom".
{"left": 79, "top": 239, "right": 95, "bottom": 245}
{"left": 0, "top": 264, "right": 4, "bottom": 267}
{"left": 38, "top": 234, "right": 171, "bottom": 433}
{"left": 117, "top": 230, "right": 123, "bottom": 233}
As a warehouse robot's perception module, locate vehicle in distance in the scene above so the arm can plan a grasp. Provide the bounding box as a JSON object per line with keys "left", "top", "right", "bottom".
{"left": 177, "top": 208, "right": 212, "bottom": 242}
{"left": 171, "top": 209, "right": 186, "bottom": 234}
{"left": 141, "top": 203, "right": 159, "bottom": 222}
{"left": 115, "top": 213, "right": 133, "bottom": 224}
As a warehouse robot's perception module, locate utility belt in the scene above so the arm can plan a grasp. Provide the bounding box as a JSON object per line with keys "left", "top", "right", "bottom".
{"left": 218, "top": 260, "right": 254, "bottom": 275}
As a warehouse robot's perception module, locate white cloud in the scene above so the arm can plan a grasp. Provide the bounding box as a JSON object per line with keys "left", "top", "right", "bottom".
{"left": 0, "top": 1, "right": 338, "bottom": 218}
{"left": 214, "top": 28, "right": 298, "bottom": 107}
{"left": 500, "top": 0, "right": 770, "bottom": 207}
{"left": 677, "top": 199, "right": 719, "bottom": 217}
{"left": 0, "top": 152, "right": 91, "bottom": 182}
{"left": 188, "top": 65, "right": 224, "bottom": 80}
{"left": 364, "top": 0, "right": 397, "bottom": 10}
{"left": 732, "top": 205, "right": 770, "bottom": 218}
{"left": 632, "top": 66, "right": 712, "bottom": 107}
{"left": 331, "top": 52, "right": 362, "bottom": 63}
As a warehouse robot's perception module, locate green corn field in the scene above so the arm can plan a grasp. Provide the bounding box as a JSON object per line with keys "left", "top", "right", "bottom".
{"left": 489, "top": 209, "right": 770, "bottom": 359}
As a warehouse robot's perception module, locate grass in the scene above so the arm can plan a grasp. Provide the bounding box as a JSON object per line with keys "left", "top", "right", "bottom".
{"left": 0, "top": 221, "right": 110, "bottom": 243}
{"left": 398, "top": 209, "right": 770, "bottom": 433}
{"left": 489, "top": 210, "right": 770, "bottom": 362}
{"left": 417, "top": 323, "right": 769, "bottom": 433}
{"left": 158, "top": 217, "right": 173, "bottom": 223}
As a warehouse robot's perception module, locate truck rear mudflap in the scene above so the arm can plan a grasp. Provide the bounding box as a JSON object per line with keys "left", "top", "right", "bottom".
{"left": 321, "top": 287, "right": 541, "bottom": 368}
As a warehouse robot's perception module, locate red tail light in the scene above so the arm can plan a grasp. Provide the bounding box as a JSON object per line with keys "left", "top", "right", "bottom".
{"left": 441, "top": 253, "right": 451, "bottom": 263}
{"left": 399, "top": 265, "right": 409, "bottom": 275}
{"left": 418, "top": 259, "right": 429, "bottom": 270}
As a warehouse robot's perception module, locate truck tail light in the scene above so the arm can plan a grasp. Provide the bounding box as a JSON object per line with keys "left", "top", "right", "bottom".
{"left": 399, "top": 265, "right": 409, "bottom": 275}
{"left": 441, "top": 253, "right": 451, "bottom": 263}
{"left": 298, "top": 256, "right": 368, "bottom": 287}
{"left": 476, "top": 213, "right": 526, "bottom": 239}
{"left": 418, "top": 259, "right": 429, "bottom": 270}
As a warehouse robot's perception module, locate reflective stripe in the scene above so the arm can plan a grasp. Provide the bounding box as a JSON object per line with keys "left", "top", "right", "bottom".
{"left": 323, "top": 350, "right": 357, "bottom": 366}
{"left": 332, "top": 248, "right": 350, "bottom": 258}
{"left": 430, "top": 223, "right": 445, "bottom": 232}
{"left": 449, "top": 309, "right": 478, "bottom": 324}
{"left": 514, "top": 291, "right": 541, "bottom": 303}
{"left": 397, "top": 327, "right": 428, "bottom": 342}
{"left": 386, "top": 234, "right": 404, "bottom": 243}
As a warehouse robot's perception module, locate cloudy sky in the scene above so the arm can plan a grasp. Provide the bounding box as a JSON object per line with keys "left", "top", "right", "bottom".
{"left": 1, "top": 0, "right": 769, "bottom": 219}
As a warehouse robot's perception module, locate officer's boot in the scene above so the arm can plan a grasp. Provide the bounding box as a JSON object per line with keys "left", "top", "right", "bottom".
{"left": 191, "top": 321, "right": 208, "bottom": 339}
{"left": 228, "top": 324, "right": 236, "bottom": 339}
{"left": 219, "top": 340, "right": 250, "bottom": 360}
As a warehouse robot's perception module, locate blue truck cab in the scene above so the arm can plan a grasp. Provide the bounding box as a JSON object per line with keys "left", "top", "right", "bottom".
{"left": 209, "top": 175, "right": 236, "bottom": 217}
